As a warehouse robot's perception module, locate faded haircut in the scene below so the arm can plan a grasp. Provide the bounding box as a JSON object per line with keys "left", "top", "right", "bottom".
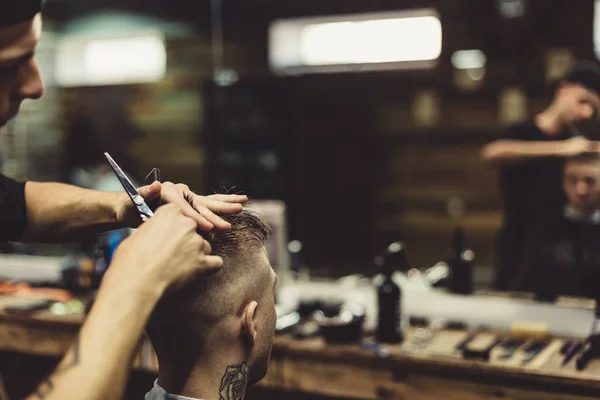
{"left": 146, "top": 209, "right": 271, "bottom": 336}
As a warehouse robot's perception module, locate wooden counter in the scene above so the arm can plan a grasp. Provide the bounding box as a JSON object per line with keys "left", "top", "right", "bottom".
{"left": 2, "top": 303, "right": 600, "bottom": 400}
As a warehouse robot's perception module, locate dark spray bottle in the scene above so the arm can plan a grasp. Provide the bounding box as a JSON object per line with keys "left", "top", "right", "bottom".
{"left": 375, "top": 242, "right": 405, "bottom": 343}
{"left": 447, "top": 226, "right": 474, "bottom": 295}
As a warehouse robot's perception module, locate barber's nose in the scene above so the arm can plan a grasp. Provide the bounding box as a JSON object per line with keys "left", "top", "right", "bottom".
{"left": 576, "top": 182, "right": 589, "bottom": 195}
{"left": 17, "top": 59, "right": 44, "bottom": 101}
{"left": 581, "top": 105, "right": 594, "bottom": 119}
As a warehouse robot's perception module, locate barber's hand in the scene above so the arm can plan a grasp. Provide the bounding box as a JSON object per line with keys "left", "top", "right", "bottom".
{"left": 158, "top": 182, "right": 247, "bottom": 231}
{"left": 116, "top": 181, "right": 248, "bottom": 231}
{"left": 561, "top": 137, "right": 600, "bottom": 156}
{"left": 108, "top": 203, "right": 223, "bottom": 293}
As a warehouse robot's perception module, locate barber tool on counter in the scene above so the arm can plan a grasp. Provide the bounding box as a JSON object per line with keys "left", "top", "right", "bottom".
{"left": 314, "top": 304, "right": 366, "bottom": 343}
{"left": 375, "top": 241, "right": 407, "bottom": 344}
{"left": 576, "top": 306, "right": 600, "bottom": 371}
{"left": 276, "top": 298, "right": 366, "bottom": 344}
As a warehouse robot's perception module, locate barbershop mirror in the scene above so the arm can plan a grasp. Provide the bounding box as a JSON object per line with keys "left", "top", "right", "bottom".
{"left": 252, "top": 1, "right": 600, "bottom": 309}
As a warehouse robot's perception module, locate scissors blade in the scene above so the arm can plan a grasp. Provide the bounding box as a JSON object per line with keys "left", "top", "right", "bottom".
{"left": 104, "top": 152, "right": 154, "bottom": 220}
{"left": 104, "top": 152, "right": 138, "bottom": 196}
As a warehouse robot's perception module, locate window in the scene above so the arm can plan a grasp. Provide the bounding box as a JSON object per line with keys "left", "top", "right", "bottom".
{"left": 56, "top": 32, "right": 166, "bottom": 87}
{"left": 269, "top": 9, "right": 442, "bottom": 75}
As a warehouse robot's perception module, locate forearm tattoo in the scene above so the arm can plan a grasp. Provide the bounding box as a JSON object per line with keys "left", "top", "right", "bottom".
{"left": 33, "top": 334, "right": 80, "bottom": 399}
{"left": 219, "top": 362, "right": 249, "bottom": 400}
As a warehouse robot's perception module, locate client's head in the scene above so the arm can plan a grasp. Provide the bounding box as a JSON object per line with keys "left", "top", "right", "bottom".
{"left": 564, "top": 153, "right": 600, "bottom": 214}
{"left": 146, "top": 208, "right": 274, "bottom": 395}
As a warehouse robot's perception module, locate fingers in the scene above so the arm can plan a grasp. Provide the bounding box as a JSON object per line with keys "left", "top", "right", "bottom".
{"left": 196, "top": 207, "right": 232, "bottom": 230}
{"left": 160, "top": 182, "right": 216, "bottom": 231}
{"left": 206, "top": 194, "right": 248, "bottom": 203}
{"left": 202, "top": 239, "right": 212, "bottom": 255}
{"left": 159, "top": 181, "right": 246, "bottom": 231}
{"left": 203, "top": 198, "right": 244, "bottom": 215}
{"left": 194, "top": 234, "right": 212, "bottom": 254}
{"left": 192, "top": 196, "right": 244, "bottom": 230}
{"left": 137, "top": 181, "right": 162, "bottom": 200}
{"left": 181, "top": 207, "right": 215, "bottom": 231}
{"left": 200, "top": 255, "right": 224, "bottom": 273}
{"left": 168, "top": 207, "right": 214, "bottom": 256}
{"left": 154, "top": 202, "right": 185, "bottom": 220}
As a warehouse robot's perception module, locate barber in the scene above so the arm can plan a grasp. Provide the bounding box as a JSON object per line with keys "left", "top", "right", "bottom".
{"left": 481, "top": 62, "right": 600, "bottom": 290}
{"left": 0, "top": 2, "right": 247, "bottom": 399}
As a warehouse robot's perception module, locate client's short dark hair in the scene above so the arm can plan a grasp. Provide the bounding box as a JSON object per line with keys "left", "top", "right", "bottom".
{"left": 567, "top": 152, "right": 600, "bottom": 164}
{"left": 146, "top": 209, "right": 271, "bottom": 345}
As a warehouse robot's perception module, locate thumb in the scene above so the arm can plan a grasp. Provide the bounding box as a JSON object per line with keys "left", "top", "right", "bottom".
{"left": 137, "top": 181, "right": 162, "bottom": 201}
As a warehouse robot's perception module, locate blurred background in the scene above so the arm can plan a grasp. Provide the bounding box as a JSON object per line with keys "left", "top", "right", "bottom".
{"left": 5, "top": 1, "right": 600, "bottom": 398}
{"left": 9, "top": 0, "right": 597, "bottom": 283}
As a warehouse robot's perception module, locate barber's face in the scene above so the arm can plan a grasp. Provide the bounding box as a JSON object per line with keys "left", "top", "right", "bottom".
{"left": 564, "top": 160, "right": 600, "bottom": 214}
{"left": 556, "top": 83, "right": 600, "bottom": 124}
{"left": 248, "top": 247, "right": 277, "bottom": 385}
{"left": 0, "top": 14, "right": 44, "bottom": 128}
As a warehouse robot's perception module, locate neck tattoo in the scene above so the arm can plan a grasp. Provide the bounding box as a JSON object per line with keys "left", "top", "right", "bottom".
{"left": 218, "top": 362, "right": 249, "bottom": 400}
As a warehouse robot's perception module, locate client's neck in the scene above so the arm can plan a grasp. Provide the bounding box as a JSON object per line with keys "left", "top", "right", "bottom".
{"left": 157, "top": 345, "right": 249, "bottom": 400}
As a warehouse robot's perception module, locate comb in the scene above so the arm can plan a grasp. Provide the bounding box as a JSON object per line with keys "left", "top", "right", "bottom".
{"left": 144, "top": 168, "right": 162, "bottom": 212}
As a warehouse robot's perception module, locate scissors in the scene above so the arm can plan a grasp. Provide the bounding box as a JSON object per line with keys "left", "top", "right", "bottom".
{"left": 104, "top": 152, "right": 154, "bottom": 222}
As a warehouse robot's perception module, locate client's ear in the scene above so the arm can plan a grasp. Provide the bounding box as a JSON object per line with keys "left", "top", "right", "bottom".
{"left": 242, "top": 301, "right": 258, "bottom": 347}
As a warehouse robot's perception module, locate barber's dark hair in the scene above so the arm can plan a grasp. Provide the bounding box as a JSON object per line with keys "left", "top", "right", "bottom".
{"left": 0, "top": 0, "right": 44, "bottom": 28}
{"left": 552, "top": 61, "right": 600, "bottom": 98}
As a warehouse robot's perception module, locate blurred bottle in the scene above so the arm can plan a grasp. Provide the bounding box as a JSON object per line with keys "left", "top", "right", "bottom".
{"left": 62, "top": 255, "right": 96, "bottom": 293}
{"left": 447, "top": 226, "right": 474, "bottom": 295}
{"left": 288, "top": 240, "right": 303, "bottom": 274}
{"left": 375, "top": 242, "right": 405, "bottom": 343}
{"left": 62, "top": 231, "right": 127, "bottom": 293}
{"left": 288, "top": 239, "right": 310, "bottom": 281}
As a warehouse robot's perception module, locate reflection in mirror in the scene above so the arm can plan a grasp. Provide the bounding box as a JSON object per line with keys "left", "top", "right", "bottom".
{"left": 451, "top": 49, "right": 486, "bottom": 92}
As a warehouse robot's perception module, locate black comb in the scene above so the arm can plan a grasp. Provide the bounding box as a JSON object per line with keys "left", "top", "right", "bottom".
{"left": 144, "top": 168, "right": 162, "bottom": 212}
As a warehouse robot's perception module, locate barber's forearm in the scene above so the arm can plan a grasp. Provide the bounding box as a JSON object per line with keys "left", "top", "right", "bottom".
{"left": 21, "top": 182, "right": 126, "bottom": 242}
{"left": 481, "top": 140, "right": 563, "bottom": 164}
{"left": 26, "top": 271, "right": 164, "bottom": 400}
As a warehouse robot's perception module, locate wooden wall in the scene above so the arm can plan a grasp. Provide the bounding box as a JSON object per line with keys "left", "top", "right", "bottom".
{"left": 278, "top": 75, "right": 504, "bottom": 273}
{"left": 46, "top": 0, "right": 599, "bottom": 279}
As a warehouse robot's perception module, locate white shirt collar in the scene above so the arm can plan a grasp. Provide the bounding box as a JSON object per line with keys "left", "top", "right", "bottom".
{"left": 145, "top": 380, "right": 202, "bottom": 400}
{"left": 564, "top": 205, "right": 600, "bottom": 225}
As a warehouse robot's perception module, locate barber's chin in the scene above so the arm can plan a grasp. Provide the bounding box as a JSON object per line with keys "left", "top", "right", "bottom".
{"left": 0, "top": 111, "right": 17, "bottom": 127}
